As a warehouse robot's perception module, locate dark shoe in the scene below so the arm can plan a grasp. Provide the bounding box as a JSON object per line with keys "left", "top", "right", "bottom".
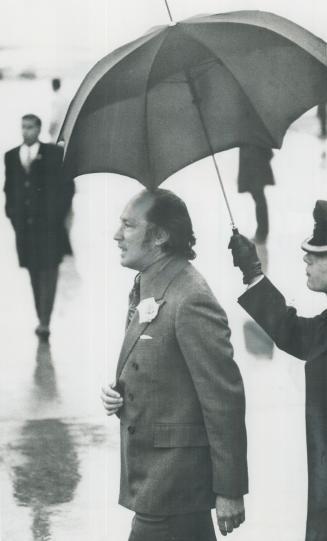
{"left": 35, "top": 324, "right": 50, "bottom": 341}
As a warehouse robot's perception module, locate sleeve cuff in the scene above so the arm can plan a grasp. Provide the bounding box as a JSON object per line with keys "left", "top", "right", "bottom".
{"left": 246, "top": 274, "right": 264, "bottom": 290}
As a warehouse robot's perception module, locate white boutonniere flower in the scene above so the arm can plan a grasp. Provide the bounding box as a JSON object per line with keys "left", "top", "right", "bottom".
{"left": 137, "top": 297, "right": 160, "bottom": 324}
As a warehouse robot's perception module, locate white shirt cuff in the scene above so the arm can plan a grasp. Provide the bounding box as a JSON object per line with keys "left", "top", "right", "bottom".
{"left": 246, "top": 274, "right": 264, "bottom": 290}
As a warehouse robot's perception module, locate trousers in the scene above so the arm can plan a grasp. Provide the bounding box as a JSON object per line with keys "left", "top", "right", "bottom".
{"left": 28, "top": 267, "right": 58, "bottom": 326}
{"left": 128, "top": 511, "right": 217, "bottom": 541}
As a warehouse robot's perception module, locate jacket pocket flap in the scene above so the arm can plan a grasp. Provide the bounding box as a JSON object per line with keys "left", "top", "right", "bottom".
{"left": 154, "top": 424, "right": 209, "bottom": 448}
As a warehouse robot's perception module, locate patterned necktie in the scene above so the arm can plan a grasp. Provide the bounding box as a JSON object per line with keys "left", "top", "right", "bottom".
{"left": 126, "top": 273, "right": 141, "bottom": 328}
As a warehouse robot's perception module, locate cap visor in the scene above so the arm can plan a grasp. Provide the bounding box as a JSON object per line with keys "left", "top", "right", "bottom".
{"left": 301, "top": 236, "right": 327, "bottom": 253}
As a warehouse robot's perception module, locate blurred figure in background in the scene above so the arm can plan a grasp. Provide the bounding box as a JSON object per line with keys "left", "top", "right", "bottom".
{"left": 49, "top": 78, "right": 69, "bottom": 143}
{"left": 3, "top": 114, "right": 74, "bottom": 339}
{"left": 237, "top": 145, "right": 275, "bottom": 244}
{"left": 317, "top": 102, "right": 327, "bottom": 139}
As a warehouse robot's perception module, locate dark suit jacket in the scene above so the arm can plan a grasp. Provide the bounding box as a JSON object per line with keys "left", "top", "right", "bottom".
{"left": 4, "top": 143, "right": 74, "bottom": 269}
{"left": 239, "top": 277, "right": 327, "bottom": 541}
{"left": 116, "top": 257, "right": 248, "bottom": 515}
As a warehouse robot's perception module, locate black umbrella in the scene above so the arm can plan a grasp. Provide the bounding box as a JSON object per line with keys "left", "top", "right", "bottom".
{"left": 60, "top": 10, "right": 327, "bottom": 227}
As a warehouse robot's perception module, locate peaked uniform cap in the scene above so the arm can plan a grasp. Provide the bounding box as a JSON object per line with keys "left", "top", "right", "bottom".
{"left": 301, "top": 200, "right": 327, "bottom": 253}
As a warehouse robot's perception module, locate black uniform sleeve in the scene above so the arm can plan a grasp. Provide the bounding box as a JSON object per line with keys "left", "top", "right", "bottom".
{"left": 239, "top": 277, "right": 317, "bottom": 360}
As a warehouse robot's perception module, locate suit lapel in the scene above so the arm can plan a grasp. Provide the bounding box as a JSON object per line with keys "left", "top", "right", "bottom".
{"left": 116, "top": 257, "right": 188, "bottom": 380}
{"left": 14, "top": 147, "right": 26, "bottom": 174}
{"left": 116, "top": 299, "right": 165, "bottom": 379}
{"left": 30, "top": 143, "right": 44, "bottom": 174}
{"left": 14, "top": 143, "right": 44, "bottom": 175}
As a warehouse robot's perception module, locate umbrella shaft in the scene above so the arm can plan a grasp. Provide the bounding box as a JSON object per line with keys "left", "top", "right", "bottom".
{"left": 163, "top": 0, "right": 173, "bottom": 22}
{"left": 210, "top": 154, "right": 236, "bottom": 228}
{"left": 186, "top": 71, "right": 236, "bottom": 228}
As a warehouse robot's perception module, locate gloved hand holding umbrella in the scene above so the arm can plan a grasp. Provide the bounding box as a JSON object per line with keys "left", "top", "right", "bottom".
{"left": 228, "top": 232, "right": 263, "bottom": 284}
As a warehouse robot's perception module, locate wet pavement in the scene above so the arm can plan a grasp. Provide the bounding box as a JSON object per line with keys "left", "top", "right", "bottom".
{"left": 0, "top": 79, "right": 327, "bottom": 540}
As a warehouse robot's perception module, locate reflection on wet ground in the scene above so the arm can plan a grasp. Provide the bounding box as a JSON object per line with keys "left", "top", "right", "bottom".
{"left": 34, "top": 342, "right": 58, "bottom": 403}
{"left": 243, "top": 320, "right": 274, "bottom": 359}
{"left": 12, "top": 343, "right": 79, "bottom": 539}
{"left": 12, "top": 419, "right": 80, "bottom": 540}
{"left": 0, "top": 335, "right": 120, "bottom": 541}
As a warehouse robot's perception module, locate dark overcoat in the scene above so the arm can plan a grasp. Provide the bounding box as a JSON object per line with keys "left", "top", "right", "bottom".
{"left": 239, "top": 277, "right": 327, "bottom": 541}
{"left": 4, "top": 143, "right": 74, "bottom": 270}
{"left": 238, "top": 145, "right": 274, "bottom": 193}
{"left": 116, "top": 257, "right": 248, "bottom": 515}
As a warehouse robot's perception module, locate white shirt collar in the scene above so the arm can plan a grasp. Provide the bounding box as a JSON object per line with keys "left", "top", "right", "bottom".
{"left": 19, "top": 141, "right": 41, "bottom": 169}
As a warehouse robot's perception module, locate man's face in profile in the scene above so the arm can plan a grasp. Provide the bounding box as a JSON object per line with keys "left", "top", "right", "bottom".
{"left": 303, "top": 251, "right": 327, "bottom": 293}
{"left": 22, "top": 119, "right": 40, "bottom": 146}
{"left": 114, "top": 192, "right": 160, "bottom": 272}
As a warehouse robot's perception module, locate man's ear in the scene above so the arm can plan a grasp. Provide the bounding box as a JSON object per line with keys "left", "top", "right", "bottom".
{"left": 154, "top": 227, "right": 169, "bottom": 247}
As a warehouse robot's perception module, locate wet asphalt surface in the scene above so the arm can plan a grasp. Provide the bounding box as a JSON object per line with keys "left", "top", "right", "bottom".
{"left": 1, "top": 80, "right": 327, "bottom": 540}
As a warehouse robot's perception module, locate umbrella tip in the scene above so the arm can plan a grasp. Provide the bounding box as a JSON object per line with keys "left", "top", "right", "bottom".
{"left": 169, "top": 20, "right": 177, "bottom": 26}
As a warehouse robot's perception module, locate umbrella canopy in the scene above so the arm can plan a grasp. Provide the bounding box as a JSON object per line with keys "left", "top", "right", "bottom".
{"left": 60, "top": 10, "right": 327, "bottom": 190}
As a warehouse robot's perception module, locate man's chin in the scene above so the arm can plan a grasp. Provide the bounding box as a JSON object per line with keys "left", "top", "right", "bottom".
{"left": 120, "top": 254, "right": 134, "bottom": 269}
{"left": 120, "top": 255, "right": 128, "bottom": 267}
{"left": 307, "top": 278, "right": 314, "bottom": 291}
{"left": 307, "top": 279, "right": 321, "bottom": 292}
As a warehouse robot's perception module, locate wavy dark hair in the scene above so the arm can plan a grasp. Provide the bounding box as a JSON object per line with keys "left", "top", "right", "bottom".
{"left": 145, "top": 189, "right": 196, "bottom": 260}
{"left": 22, "top": 114, "right": 42, "bottom": 128}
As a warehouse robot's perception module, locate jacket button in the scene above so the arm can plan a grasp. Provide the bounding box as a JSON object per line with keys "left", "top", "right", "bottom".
{"left": 128, "top": 392, "right": 134, "bottom": 402}
{"left": 24, "top": 181, "right": 30, "bottom": 187}
{"left": 132, "top": 362, "right": 139, "bottom": 370}
{"left": 127, "top": 426, "right": 135, "bottom": 435}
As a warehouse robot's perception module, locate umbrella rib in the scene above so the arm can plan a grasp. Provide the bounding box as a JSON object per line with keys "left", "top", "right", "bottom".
{"left": 143, "top": 29, "right": 171, "bottom": 191}
{"left": 178, "top": 26, "right": 279, "bottom": 147}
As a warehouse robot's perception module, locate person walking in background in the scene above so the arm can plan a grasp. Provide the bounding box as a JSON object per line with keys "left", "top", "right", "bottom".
{"left": 102, "top": 189, "right": 248, "bottom": 540}
{"left": 49, "top": 78, "right": 69, "bottom": 143}
{"left": 4, "top": 114, "right": 74, "bottom": 339}
{"left": 229, "top": 200, "right": 327, "bottom": 541}
{"left": 237, "top": 145, "right": 275, "bottom": 244}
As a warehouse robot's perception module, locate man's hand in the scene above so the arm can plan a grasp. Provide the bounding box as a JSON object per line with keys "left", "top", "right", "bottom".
{"left": 215, "top": 496, "right": 245, "bottom": 536}
{"left": 101, "top": 383, "right": 124, "bottom": 416}
{"left": 228, "top": 232, "right": 262, "bottom": 284}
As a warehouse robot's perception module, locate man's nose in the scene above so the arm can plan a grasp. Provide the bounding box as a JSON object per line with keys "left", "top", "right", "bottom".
{"left": 303, "top": 253, "right": 311, "bottom": 264}
{"left": 114, "top": 225, "right": 123, "bottom": 241}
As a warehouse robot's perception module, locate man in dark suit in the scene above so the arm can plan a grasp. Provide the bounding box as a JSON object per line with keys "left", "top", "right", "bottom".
{"left": 4, "top": 114, "right": 74, "bottom": 339}
{"left": 229, "top": 200, "right": 327, "bottom": 541}
{"left": 102, "top": 189, "right": 248, "bottom": 540}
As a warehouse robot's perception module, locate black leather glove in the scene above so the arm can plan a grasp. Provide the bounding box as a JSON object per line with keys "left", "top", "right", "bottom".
{"left": 228, "top": 232, "right": 263, "bottom": 285}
